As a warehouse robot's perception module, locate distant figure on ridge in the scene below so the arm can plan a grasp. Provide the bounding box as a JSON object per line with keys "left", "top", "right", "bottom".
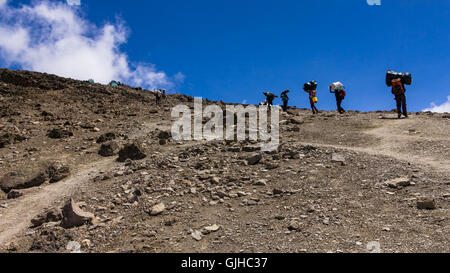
{"left": 329, "top": 82, "right": 346, "bottom": 114}
{"left": 391, "top": 79, "right": 408, "bottom": 119}
{"left": 263, "top": 92, "right": 278, "bottom": 107}
{"left": 280, "top": 90, "right": 290, "bottom": 112}
{"left": 386, "top": 70, "right": 412, "bottom": 119}
{"left": 154, "top": 89, "right": 162, "bottom": 105}
{"left": 303, "top": 81, "right": 319, "bottom": 114}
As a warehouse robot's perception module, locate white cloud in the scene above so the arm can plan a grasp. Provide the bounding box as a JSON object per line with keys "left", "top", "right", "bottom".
{"left": 67, "top": 0, "right": 81, "bottom": 6}
{"left": 0, "top": 0, "right": 7, "bottom": 8}
{"left": 0, "top": 0, "right": 181, "bottom": 89}
{"left": 423, "top": 95, "right": 450, "bottom": 113}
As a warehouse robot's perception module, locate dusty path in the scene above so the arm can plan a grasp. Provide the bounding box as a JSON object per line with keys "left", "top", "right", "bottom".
{"left": 0, "top": 158, "right": 116, "bottom": 246}
{"left": 0, "top": 120, "right": 171, "bottom": 247}
{"left": 299, "top": 116, "right": 449, "bottom": 174}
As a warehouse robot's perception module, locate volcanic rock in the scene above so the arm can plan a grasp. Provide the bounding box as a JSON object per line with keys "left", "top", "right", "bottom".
{"left": 61, "top": 199, "right": 95, "bottom": 228}
{"left": 117, "top": 142, "right": 146, "bottom": 162}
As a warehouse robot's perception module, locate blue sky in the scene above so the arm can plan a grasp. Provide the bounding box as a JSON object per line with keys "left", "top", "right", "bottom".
{"left": 0, "top": 0, "right": 449, "bottom": 112}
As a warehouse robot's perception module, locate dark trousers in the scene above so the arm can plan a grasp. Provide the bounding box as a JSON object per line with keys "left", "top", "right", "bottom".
{"left": 395, "top": 94, "right": 408, "bottom": 117}
{"left": 310, "top": 103, "right": 318, "bottom": 114}
{"left": 282, "top": 100, "right": 288, "bottom": 111}
{"left": 336, "top": 97, "right": 345, "bottom": 114}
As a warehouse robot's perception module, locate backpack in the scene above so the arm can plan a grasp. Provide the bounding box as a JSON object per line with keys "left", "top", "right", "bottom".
{"left": 340, "top": 90, "right": 346, "bottom": 99}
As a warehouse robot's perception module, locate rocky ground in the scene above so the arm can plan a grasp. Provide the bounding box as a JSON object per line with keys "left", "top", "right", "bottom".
{"left": 0, "top": 69, "right": 448, "bottom": 253}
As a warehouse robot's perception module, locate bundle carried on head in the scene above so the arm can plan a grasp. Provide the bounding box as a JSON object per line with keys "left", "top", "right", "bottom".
{"left": 386, "top": 70, "right": 412, "bottom": 87}
{"left": 330, "top": 82, "right": 344, "bottom": 91}
{"left": 303, "top": 81, "right": 318, "bottom": 91}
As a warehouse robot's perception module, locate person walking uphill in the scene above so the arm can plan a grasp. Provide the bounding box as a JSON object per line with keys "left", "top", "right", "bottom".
{"left": 303, "top": 81, "right": 319, "bottom": 114}
{"left": 153, "top": 89, "right": 162, "bottom": 105}
{"left": 263, "top": 92, "right": 278, "bottom": 107}
{"left": 386, "top": 70, "right": 412, "bottom": 119}
{"left": 329, "top": 82, "right": 346, "bottom": 114}
{"left": 391, "top": 78, "right": 408, "bottom": 119}
{"left": 280, "top": 90, "right": 290, "bottom": 112}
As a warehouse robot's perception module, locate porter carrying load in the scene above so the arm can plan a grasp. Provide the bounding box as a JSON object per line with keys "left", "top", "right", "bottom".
{"left": 303, "top": 81, "right": 318, "bottom": 91}
{"left": 386, "top": 70, "right": 412, "bottom": 87}
{"left": 330, "top": 82, "right": 344, "bottom": 91}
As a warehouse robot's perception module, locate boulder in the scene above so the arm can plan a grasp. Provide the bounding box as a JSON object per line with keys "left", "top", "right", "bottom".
{"left": 99, "top": 141, "right": 120, "bottom": 157}
{"left": 117, "top": 142, "right": 146, "bottom": 162}
{"left": 0, "top": 167, "right": 47, "bottom": 193}
{"left": 61, "top": 199, "right": 95, "bottom": 228}
{"left": 31, "top": 208, "right": 62, "bottom": 228}
{"left": 47, "top": 161, "right": 70, "bottom": 183}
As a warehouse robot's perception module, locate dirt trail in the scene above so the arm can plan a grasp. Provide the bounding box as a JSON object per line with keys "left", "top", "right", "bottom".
{"left": 299, "top": 116, "right": 449, "bottom": 174}
{"left": 0, "top": 158, "right": 116, "bottom": 246}
{"left": 0, "top": 120, "right": 170, "bottom": 247}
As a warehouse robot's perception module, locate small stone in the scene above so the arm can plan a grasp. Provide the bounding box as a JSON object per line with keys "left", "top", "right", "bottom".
{"left": 7, "top": 190, "right": 23, "bottom": 199}
{"left": 81, "top": 239, "right": 91, "bottom": 248}
{"left": 385, "top": 177, "right": 411, "bottom": 189}
{"left": 191, "top": 230, "right": 203, "bottom": 241}
{"left": 157, "top": 131, "right": 171, "bottom": 140}
{"left": 417, "top": 197, "right": 436, "bottom": 210}
{"left": 254, "top": 179, "right": 267, "bottom": 186}
{"left": 96, "top": 132, "right": 116, "bottom": 144}
{"left": 247, "top": 154, "right": 263, "bottom": 165}
{"left": 203, "top": 224, "right": 220, "bottom": 234}
{"left": 47, "top": 128, "right": 73, "bottom": 139}
{"left": 272, "top": 188, "right": 283, "bottom": 195}
{"left": 150, "top": 202, "right": 166, "bottom": 216}
{"left": 159, "top": 139, "right": 167, "bottom": 145}
{"left": 47, "top": 161, "right": 70, "bottom": 183}
{"left": 331, "top": 153, "right": 345, "bottom": 164}
{"left": 6, "top": 242, "right": 18, "bottom": 252}
{"left": 210, "top": 177, "right": 220, "bottom": 184}
{"left": 288, "top": 220, "right": 301, "bottom": 231}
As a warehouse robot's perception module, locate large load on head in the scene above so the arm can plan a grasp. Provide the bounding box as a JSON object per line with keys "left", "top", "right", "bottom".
{"left": 330, "top": 82, "right": 344, "bottom": 91}
{"left": 386, "top": 70, "right": 412, "bottom": 87}
{"left": 303, "top": 81, "right": 318, "bottom": 91}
